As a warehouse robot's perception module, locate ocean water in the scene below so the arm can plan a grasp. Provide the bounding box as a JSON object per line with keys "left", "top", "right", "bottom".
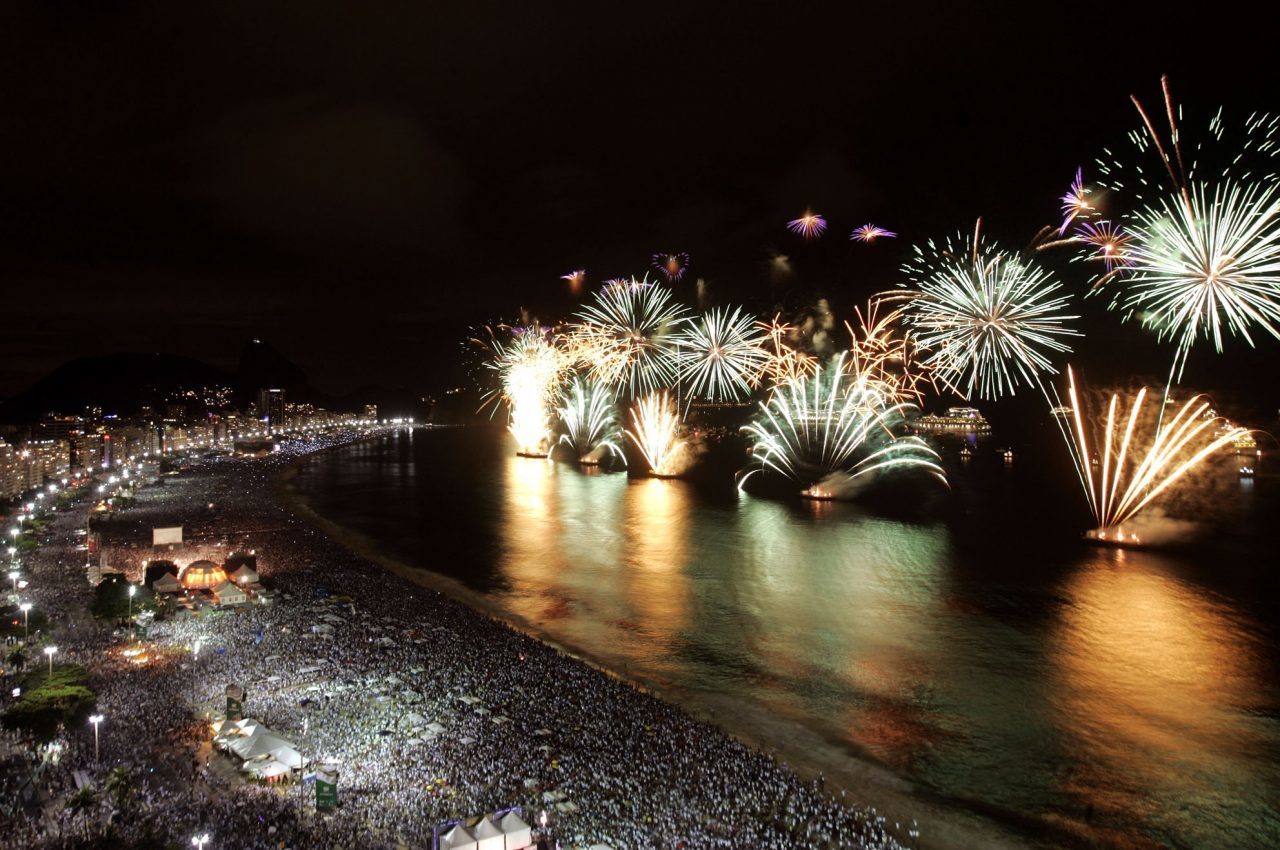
{"left": 292, "top": 427, "right": 1280, "bottom": 849}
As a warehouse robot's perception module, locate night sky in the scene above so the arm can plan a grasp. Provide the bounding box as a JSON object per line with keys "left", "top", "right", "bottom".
{"left": 4, "top": 3, "right": 1279, "bottom": 409}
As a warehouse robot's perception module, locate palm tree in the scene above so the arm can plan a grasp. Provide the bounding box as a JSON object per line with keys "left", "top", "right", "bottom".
{"left": 104, "top": 767, "right": 132, "bottom": 813}
{"left": 65, "top": 785, "right": 100, "bottom": 838}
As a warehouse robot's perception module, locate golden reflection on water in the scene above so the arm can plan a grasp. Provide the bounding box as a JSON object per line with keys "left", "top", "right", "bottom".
{"left": 497, "top": 451, "right": 693, "bottom": 677}
{"left": 1049, "top": 553, "right": 1272, "bottom": 838}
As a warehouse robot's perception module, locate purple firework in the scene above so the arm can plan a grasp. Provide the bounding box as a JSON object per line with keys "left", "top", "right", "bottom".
{"left": 787, "top": 211, "right": 827, "bottom": 239}
{"left": 850, "top": 223, "right": 897, "bottom": 243}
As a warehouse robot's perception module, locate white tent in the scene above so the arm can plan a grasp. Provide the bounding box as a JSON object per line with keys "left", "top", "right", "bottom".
{"left": 473, "top": 817, "right": 505, "bottom": 850}
{"left": 267, "top": 744, "right": 304, "bottom": 769}
{"left": 152, "top": 573, "right": 181, "bottom": 594}
{"left": 230, "top": 563, "right": 259, "bottom": 585}
{"left": 497, "top": 811, "right": 533, "bottom": 850}
{"left": 212, "top": 580, "right": 247, "bottom": 606}
{"left": 440, "top": 825, "right": 478, "bottom": 850}
{"left": 227, "top": 731, "right": 295, "bottom": 761}
{"left": 241, "top": 757, "right": 291, "bottom": 779}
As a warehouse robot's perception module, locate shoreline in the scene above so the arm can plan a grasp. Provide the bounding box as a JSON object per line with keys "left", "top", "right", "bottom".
{"left": 275, "top": 433, "right": 1046, "bottom": 850}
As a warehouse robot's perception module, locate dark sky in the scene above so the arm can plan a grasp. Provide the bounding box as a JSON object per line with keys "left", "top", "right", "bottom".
{"left": 3, "top": 2, "right": 1279, "bottom": 405}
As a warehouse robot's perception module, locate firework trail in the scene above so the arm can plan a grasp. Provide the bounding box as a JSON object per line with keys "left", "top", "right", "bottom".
{"left": 561, "top": 269, "right": 586, "bottom": 292}
{"left": 753, "top": 315, "right": 819, "bottom": 388}
{"left": 569, "top": 276, "right": 689, "bottom": 397}
{"left": 651, "top": 252, "right": 690, "bottom": 283}
{"left": 787, "top": 211, "right": 828, "bottom": 239}
{"left": 1089, "top": 76, "right": 1280, "bottom": 381}
{"left": 850, "top": 223, "right": 897, "bottom": 243}
{"left": 846, "top": 299, "right": 945, "bottom": 404}
{"left": 1063, "top": 367, "right": 1250, "bottom": 542}
{"left": 627, "top": 392, "right": 686, "bottom": 476}
{"left": 673, "top": 306, "right": 769, "bottom": 403}
{"left": 557, "top": 377, "right": 624, "bottom": 464}
{"left": 893, "top": 220, "right": 1080, "bottom": 400}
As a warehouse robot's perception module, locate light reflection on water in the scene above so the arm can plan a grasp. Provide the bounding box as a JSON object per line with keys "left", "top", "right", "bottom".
{"left": 295, "top": 429, "right": 1280, "bottom": 848}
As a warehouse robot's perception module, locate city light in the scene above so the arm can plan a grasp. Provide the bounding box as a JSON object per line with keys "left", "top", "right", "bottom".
{"left": 89, "top": 713, "right": 104, "bottom": 762}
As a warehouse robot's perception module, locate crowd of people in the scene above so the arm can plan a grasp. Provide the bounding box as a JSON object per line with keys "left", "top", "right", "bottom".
{"left": 1, "top": 430, "right": 917, "bottom": 849}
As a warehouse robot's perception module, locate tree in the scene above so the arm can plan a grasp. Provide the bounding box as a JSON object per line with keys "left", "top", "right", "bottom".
{"left": 6, "top": 644, "right": 28, "bottom": 671}
{"left": 89, "top": 576, "right": 155, "bottom": 622}
{"left": 2, "top": 664, "right": 96, "bottom": 740}
{"left": 65, "top": 785, "right": 100, "bottom": 838}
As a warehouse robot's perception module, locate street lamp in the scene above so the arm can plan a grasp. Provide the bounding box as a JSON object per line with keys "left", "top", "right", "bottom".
{"left": 191, "top": 834, "right": 210, "bottom": 850}
{"left": 8, "top": 570, "right": 18, "bottom": 593}
{"left": 128, "top": 584, "right": 137, "bottom": 622}
{"left": 89, "top": 714, "right": 104, "bottom": 763}
{"left": 19, "top": 603, "right": 31, "bottom": 641}
{"left": 44, "top": 645, "right": 57, "bottom": 676}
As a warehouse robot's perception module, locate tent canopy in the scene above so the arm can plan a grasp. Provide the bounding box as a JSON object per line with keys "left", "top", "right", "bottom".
{"left": 440, "top": 825, "right": 478, "bottom": 850}
{"left": 496, "top": 811, "right": 533, "bottom": 850}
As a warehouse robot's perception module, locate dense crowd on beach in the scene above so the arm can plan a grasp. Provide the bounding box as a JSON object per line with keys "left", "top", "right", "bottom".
{"left": 2, "top": 430, "right": 917, "bottom": 849}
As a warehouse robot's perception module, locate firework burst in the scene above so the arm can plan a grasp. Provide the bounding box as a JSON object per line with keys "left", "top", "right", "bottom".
{"left": 895, "top": 221, "right": 1080, "bottom": 400}
{"left": 483, "top": 323, "right": 570, "bottom": 455}
{"left": 627, "top": 392, "right": 686, "bottom": 476}
{"left": 1089, "top": 76, "right": 1280, "bottom": 379}
{"left": 1075, "top": 220, "right": 1131, "bottom": 272}
{"left": 557, "top": 377, "right": 624, "bottom": 464}
{"left": 561, "top": 269, "right": 586, "bottom": 292}
{"left": 651, "top": 252, "right": 690, "bottom": 283}
{"left": 1063, "top": 367, "right": 1249, "bottom": 540}
{"left": 787, "top": 211, "right": 828, "bottom": 239}
{"left": 1058, "top": 167, "right": 1095, "bottom": 234}
{"left": 741, "top": 353, "right": 944, "bottom": 498}
{"left": 850, "top": 223, "right": 897, "bottom": 243}
{"left": 673, "top": 307, "right": 769, "bottom": 403}
{"left": 569, "top": 277, "right": 689, "bottom": 397}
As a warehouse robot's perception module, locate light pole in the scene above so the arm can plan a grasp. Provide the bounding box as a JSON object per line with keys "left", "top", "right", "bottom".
{"left": 8, "top": 570, "right": 18, "bottom": 593}
{"left": 191, "top": 833, "right": 210, "bottom": 850}
{"left": 19, "top": 603, "right": 31, "bottom": 641}
{"left": 89, "top": 714, "right": 104, "bottom": 763}
{"left": 44, "top": 645, "right": 57, "bottom": 676}
{"left": 128, "top": 584, "right": 137, "bottom": 623}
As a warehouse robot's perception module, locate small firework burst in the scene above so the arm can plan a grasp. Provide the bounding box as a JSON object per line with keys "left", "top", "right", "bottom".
{"left": 850, "top": 223, "right": 897, "bottom": 243}
{"left": 787, "top": 211, "right": 828, "bottom": 239}
{"left": 560, "top": 269, "right": 586, "bottom": 291}
{"left": 651, "top": 252, "right": 690, "bottom": 283}
{"left": 1059, "top": 167, "right": 1094, "bottom": 234}
{"left": 1074, "top": 220, "right": 1131, "bottom": 272}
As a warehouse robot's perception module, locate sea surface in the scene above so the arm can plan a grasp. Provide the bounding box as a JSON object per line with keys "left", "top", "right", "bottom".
{"left": 292, "top": 427, "right": 1280, "bottom": 849}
